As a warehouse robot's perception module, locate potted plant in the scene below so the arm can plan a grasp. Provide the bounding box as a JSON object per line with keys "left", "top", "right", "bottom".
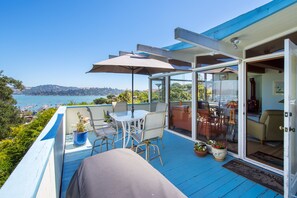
{"left": 206, "top": 140, "right": 214, "bottom": 154}
{"left": 73, "top": 112, "right": 88, "bottom": 146}
{"left": 211, "top": 141, "right": 227, "bottom": 161}
{"left": 194, "top": 142, "right": 208, "bottom": 157}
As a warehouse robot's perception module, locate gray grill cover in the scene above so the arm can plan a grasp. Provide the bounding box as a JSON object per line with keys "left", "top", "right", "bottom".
{"left": 66, "top": 149, "right": 186, "bottom": 198}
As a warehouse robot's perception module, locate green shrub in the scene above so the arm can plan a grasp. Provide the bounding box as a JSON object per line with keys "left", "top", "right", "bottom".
{"left": 0, "top": 108, "right": 56, "bottom": 187}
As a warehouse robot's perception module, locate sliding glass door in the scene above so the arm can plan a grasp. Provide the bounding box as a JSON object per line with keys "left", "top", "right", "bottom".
{"left": 169, "top": 73, "right": 192, "bottom": 137}
{"left": 245, "top": 57, "right": 284, "bottom": 170}
{"left": 196, "top": 66, "right": 238, "bottom": 153}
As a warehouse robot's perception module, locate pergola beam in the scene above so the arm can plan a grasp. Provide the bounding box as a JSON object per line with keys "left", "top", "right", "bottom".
{"left": 137, "top": 44, "right": 194, "bottom": 63}
{"left": 137, "top": 44, "right": 174, "bottom": 59}
{"left": 119, "top": 51, "right": 131, "bottom": 56}
{"left": 109, "top": 55, "right": 118, "bottom": 59}
{"left": 175, "top": 27, "right": 243, "bottom": 59}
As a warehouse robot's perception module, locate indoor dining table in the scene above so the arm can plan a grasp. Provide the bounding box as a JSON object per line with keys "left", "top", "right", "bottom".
{"left": 109, "top": 110, "right": 149, "bottom": 148}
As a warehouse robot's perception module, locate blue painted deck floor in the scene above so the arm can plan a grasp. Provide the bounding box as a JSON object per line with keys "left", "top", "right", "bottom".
{"left": 61, "top": 131, "right": 283, "bottom": 198}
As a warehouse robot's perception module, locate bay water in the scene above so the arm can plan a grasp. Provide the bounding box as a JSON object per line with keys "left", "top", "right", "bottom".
{"left": 13, "top": 95, "right": 105, "bottom": 111}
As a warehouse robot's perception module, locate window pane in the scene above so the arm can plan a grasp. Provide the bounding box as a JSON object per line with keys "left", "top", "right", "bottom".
{"left": 169, "top": 73, "right": 192, "bottom": 137}
{"left": 196, "top": 66, "right": 238, "bottom": 154}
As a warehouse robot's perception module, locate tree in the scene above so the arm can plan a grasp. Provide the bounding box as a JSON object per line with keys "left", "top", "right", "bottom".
{"left": 106, "top": 94, "right": 116, "bottom": 100}
{"left": 0, "top": 71, "right": 24, "bottom": 140}
{"left": 93, "top": 90, "right": 149, "bottom": 105}
{"left": 134, "top": 90, "right": 148, "bottom": 103}
{"left": 0, "top": 108, "right": 56, "bottom": 187}
{"left": 93, "top": 97, "right": 108, "bottom": 104}
{"left": 170, "top": 82, "right": 192, "bottom": 101}
{"left": 117, "top": 90, "right": 132, "bottom": 103}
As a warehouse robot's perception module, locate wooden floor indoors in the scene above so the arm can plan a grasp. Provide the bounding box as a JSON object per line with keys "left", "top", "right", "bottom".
{"left": 61, "top": 131, "right": 283, "bottom": 198}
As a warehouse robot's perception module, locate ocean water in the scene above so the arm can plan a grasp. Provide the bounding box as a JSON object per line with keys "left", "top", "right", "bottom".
{"left": 13, "top": 95, "right": 105, "bottom": 111}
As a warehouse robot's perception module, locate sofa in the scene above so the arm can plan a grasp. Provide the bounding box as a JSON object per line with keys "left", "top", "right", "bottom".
{"left": 247, "top": 110, "right": 284, "bottom": 144}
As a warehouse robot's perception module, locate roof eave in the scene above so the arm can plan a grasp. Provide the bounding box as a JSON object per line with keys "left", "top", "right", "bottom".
{"left": 164, "top": 0, "right": 297, "bottom": 52}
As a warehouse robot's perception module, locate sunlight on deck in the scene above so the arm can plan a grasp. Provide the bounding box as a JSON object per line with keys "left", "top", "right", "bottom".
{"left": 61, "top": 131, "right": 283, "bottom": 198}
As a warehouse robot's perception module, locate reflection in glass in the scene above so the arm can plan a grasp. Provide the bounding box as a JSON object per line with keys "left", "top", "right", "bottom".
{"left": 151, "top": 78, "right": 165, "bottom": 103}
{"left": 169, "top": 73, "right": 192, "bottom": 137}
{"left": 196, "top": 66, "right": 238, "bottom": 154}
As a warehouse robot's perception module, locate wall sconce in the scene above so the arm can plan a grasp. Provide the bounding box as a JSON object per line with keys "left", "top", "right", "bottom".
{"left": 230, "top": 37, "right": 240, "bottom": 49}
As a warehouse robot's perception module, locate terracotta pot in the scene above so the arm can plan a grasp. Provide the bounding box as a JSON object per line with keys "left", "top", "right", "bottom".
{"left": 194, "top": 149, "right": 208, "bottom": 157}
{"left": 212, "top": 147, "right": 227, "bottom": 161}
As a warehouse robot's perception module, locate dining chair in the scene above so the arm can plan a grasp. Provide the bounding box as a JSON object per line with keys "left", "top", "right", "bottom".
{"left": 131, "top": 111, "right": 166, "bottom": 166}
{"left": 154, "top": 102, "right": 167, "bottom": 148}
{"left": 155, "top": 102, "right": 167, "bottom": 112}
{"left": 136, "top": 102, "right": 167, "bottom": 132}
{"left": 86, "top": 107, "right": 117, "bottom": 156}
{"left": 111, "top": 101, "right": 128, "bottom": 135}
{"left": 112, "top": 101, "right": 128, "bottom": 112}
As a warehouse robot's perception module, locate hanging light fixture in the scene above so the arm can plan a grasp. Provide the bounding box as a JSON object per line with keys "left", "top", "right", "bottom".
{"left": 230, "top": 37, "right": 240, "bottom": 49}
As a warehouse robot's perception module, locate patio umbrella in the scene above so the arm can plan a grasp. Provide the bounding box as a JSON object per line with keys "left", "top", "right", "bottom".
{"left": 88, "top": 53, "right": 183, "bottom": 115}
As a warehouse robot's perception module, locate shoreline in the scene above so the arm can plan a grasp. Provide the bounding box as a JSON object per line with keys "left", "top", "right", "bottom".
{"left": 13, "top": 95, "right": 106, "bottom": 111}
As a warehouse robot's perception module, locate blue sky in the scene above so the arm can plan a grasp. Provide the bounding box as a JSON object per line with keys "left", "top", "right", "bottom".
{"left": 0, "top": 0, "right": 271, "bottom": 90}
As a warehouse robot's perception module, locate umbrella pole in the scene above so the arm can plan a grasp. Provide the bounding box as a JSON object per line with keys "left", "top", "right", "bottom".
{"left": 132, "top": 69, "right": 134, "bottom": 116}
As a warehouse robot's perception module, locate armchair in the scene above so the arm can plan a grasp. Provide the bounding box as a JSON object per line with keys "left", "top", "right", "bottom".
{"left": 171, "top": 105, "right": 192, "bottom": 132}
{"left": 155, "top": 102, "right": 167, "bottom": 112}
{"left": 247, "top": 110, "right": 284, "bottom": 144}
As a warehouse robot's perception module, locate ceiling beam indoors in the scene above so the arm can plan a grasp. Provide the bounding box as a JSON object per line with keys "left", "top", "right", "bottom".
{"left": 250, "top": 62, "right": 284, "bottom": 72}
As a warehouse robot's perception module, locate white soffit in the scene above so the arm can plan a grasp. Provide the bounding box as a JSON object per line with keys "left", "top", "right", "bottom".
{"left": 223, "top": 3, "right": 297, "bottom": 50}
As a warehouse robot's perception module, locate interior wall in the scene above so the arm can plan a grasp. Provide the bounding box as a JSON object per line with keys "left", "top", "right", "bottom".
{"left": 247, "top": 75, "right": 262, "bottom": 110}
{"left": 261, "top": 69, "right": 284, "bottom": 111}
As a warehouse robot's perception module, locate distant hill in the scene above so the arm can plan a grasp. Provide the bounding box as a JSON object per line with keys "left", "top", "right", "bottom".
{"left": 17, "top": 85, "right": 124, "bottom": 96}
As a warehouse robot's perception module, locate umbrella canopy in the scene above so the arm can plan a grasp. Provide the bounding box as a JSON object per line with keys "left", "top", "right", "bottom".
{"left": 89, "top": 53, "right": 177, "bottom": 75}
{"left": 88, "top": 53, "right": 179, "bottom": 114}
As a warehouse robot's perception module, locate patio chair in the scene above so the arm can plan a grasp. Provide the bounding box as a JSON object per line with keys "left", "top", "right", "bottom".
{"left": 111, "top": 101, "right": 128, "bottom": 134}
{"left": 86, "top": 107, "right": 117, "bottom": 156}
{"left": 155, "top": 102, "right": 167, "bottom": 112}
{"left": 154, "top": 102, "right": 167, "bottom": 148}
{"left": 131, "top": 111, "right": 166, "bottom": 166}
{"left": 112, "top": 101, "right": 128, "bottom": 112}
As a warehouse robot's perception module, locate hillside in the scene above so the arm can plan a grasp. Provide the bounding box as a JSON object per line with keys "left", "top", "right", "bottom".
{"left": 18, "top": 85, "right": 124, "bottom": 96}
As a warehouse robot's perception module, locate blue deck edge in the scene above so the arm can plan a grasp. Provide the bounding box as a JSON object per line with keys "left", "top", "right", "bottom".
{"left": 0, "top": 107, "right": 66, "bottom": 198}
{"left": 42, "top": 114, "right": 64, "bottom": 140}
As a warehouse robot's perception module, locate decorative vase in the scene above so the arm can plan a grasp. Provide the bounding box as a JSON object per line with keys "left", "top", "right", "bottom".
{"left": 194, "top": 149, "right": 208, "bottom": 157}
{"left": 212, "top": 147, "right": 227, "bottom": 161}
{"left": 73, "top": 131, "right": 88, "bottom": 146}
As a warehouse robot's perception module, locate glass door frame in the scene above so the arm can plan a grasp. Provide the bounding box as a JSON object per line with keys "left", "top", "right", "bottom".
{"left": 193, "top": 60, "right": 240, "bottom": 157}
{"left": 168, "top": 73, "right": 193, "bottom": 138}
{"left": 242, "top": 52, "right": 285, "bottom": 175}
{"left": 284, "top": 39, "right": 297, "bottom": 197}
{"left": 150, "top": 78, "right": 166, "bottom": 103}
